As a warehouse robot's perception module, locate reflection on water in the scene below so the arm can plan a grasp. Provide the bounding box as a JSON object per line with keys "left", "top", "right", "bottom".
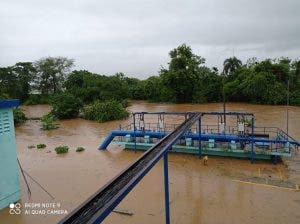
{"left": 0, "top": 101, "right": 299, "bottom": 224}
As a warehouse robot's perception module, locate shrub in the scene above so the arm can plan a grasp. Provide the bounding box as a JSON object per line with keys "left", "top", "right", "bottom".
{"left": 0, "top": 93, "right": 10, "bottom": 100}
{"left": 13, "top": 108, "right": 27, "bottom": 125}
{"left": 37, "top": 144, "right": 46, "bottom": 149}
{"left": 41, "top": 113, "right": 58, "bottom": 130}
{"left": 28, "top": 145, "right": 35, "bottom": 149}
{"left": 121, "top": 99, "right": 129, "bottom": 107}
{"left": 50, "top": 93, "right": 82, "bottom": 119}
{"left": 83, "top": 100, "right": 129, "bottom": 122}
{"left": 76, "top": 147, "right": 85, "bottom": 152}
{"left": 55, "top": 146, "right": 69, "bottom": 154}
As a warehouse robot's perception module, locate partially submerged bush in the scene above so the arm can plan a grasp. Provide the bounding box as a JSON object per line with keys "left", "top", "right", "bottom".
{"left": 121, "top": 99, "right": 129, "bottom": 107}
{"left": 50, "top": 93, "right": 82, "bottom": 119}
{"left": 41, "top": 113, "right": 58, "bottom": 130}
{"left": 83, "top": 100, "right": 129, "bottom": 122}
{"left": 76, "top": 147, "right": 85, "bottom": 152}
{"left": 0, "top": 93, "right": 9, "bottom": 100}
{"left": 55, "top": 146, "right": 69, "bottom": 154}
{"left": 13, "top": 108, "right": 27, "bottom": 126}
{"left": 37, "top": 143, "right": 46, "bottom": 149}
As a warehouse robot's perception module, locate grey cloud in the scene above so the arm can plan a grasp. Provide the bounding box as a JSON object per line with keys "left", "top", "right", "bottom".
{"left": 1, "top": 0, "right": 299, "bottom": 78}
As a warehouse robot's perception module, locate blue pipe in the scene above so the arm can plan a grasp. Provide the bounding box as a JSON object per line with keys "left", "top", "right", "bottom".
{"left": 99, "top": 130, "right": 300, "bottom": 150}
{"left": 99, "top": 131, "right": 115, "bottom": 150}
{"left": 98, "top": 130, "right": 165, "bottom": 149}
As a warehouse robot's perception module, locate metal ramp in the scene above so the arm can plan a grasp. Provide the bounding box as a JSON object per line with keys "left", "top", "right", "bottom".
{"left": 59, "top": 112, "right": 201, "bottom": 224}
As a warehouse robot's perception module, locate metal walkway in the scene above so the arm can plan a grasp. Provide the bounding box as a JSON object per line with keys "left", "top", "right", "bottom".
{"left": 59, "top": 112, "right": 201, "bottom": 224}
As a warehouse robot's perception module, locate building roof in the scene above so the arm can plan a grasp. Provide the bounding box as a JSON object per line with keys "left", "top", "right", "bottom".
{"left": 0, "top": 99, "right": 20, "bottom": 108}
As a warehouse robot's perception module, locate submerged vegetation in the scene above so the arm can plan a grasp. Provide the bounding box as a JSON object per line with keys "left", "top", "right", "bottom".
{"left": 37, "top": 144, "right": 47, "bottom": 149}
{"left": 1, "top": 44, "right": 299, "bottom": 125}
{"left": 83, "top": 100, "right": 129, "bottom": 122}
{"left": 76, "top": 147, "right": 85, "bottom": 152}
{"left": 13, "top": 108, "right": 27, "bottom": 126}
{"left": 41, "top": 114, "right": 58, "bottom": 130}
{"left": 55, "top": 146, "right": 69, "bottom": 154}
{"left": 27, "top": 144, "right": 85, "bottom": 154}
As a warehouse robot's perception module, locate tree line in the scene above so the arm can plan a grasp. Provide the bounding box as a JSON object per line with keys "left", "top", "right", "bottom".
{"left": 1, "top": 44, "right": 299, "bottom": 112}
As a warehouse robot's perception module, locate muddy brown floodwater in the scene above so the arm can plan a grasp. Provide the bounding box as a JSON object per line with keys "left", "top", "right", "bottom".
{"left": 0, "top": 101, "right": 300, "bottom": 224}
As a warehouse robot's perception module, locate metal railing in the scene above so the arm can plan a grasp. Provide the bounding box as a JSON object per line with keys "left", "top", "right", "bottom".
{"left": 116, "top": 122, "right": 299, "bottom": 154}
{"left": 120, "top": 123, "right": 287, "bottom": 137}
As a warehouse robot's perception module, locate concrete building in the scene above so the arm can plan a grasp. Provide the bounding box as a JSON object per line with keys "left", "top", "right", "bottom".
{"left": 0, "top": 100, "right": 21, "bottom": 209}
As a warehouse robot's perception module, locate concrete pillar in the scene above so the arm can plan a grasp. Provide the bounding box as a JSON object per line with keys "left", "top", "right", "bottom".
{"left": 0, "top": 100, "right": 21, "bottom": 209}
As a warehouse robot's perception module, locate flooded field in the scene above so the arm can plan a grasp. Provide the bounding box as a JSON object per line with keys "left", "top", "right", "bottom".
{"left": 0, "top": 101, "right": 300, "bottom": 224}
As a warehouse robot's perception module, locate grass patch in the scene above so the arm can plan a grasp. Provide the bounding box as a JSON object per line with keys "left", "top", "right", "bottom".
{"left": 37, "top": 144, "right": 46, "bottom": 149}
{"left": 76, "top": 147, "right": 85, "bottom": 152}
{"left": 55, "top": 146, "right": 69, "bottom": 154}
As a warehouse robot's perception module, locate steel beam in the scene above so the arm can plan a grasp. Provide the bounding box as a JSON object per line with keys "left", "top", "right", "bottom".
{"left": 164, "top": 153, "right": 170, "bottom": 224}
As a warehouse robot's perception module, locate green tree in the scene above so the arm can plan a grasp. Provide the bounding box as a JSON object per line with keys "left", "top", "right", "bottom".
{"left": 0, "top": 67, "right": 16, "bottom": 98}
{"left": 35, "top": 57, "right": 74, "bottom": 94}
{"left": 0, "top": 63, "right": 35, "bottom": 102}
{"left": 65, "top": 70, "right": 130, "bottom": 103}
{"left": 222, "top": 57, "right": 242, "bottom": 122}
{"left": 225, "top": 63, "right": 288, "bottom": 105}
{"left": 50, "top": 93, "right": 82, "bottom": 119}
{"left": 124, "top": 77, "right": 147, "bottom": 100}
{"left": 99, "top": 73, "right": 129, "bottom": 101}
{"left": 65, "top": 70, "right": 101, "bottom": 103}
{"left": 12, "top": 62, "right": 36, "bottom": 101}
{"left": 144, "top": 76, "right": 172, "bottom": 102}
{"left": 223, "top": 57, "right": 242, "bottom": 76}
{"left": 160, "top": 44, "right": 205, "bottom": 102}
{"left": 254, "top": 59, "right": 290, "bottom": 83}
{"left": 193, "top": 68, "right": 222, "bottom": 103}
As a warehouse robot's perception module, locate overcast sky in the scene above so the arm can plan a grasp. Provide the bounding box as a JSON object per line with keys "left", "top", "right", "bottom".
{"left": 1, "top": 0, "right": 299, "bottom": 79}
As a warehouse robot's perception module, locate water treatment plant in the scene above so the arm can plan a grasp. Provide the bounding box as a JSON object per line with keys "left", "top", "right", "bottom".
{"left": 102, "top": 112, "right": 299, "bottom": 163}
{"left": 0, "top": 102, "right": 300, "bottom": 224}
{"left": 59, "top": 111, "right": 300, "bottom": 223}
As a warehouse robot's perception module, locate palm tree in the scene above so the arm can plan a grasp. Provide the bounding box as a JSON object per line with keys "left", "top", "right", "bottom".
{"left": 222, "top": 57, "right": 242, "bottom": 125}
{"left": 223, "top": 57, "right": 242, "bottom": 75}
